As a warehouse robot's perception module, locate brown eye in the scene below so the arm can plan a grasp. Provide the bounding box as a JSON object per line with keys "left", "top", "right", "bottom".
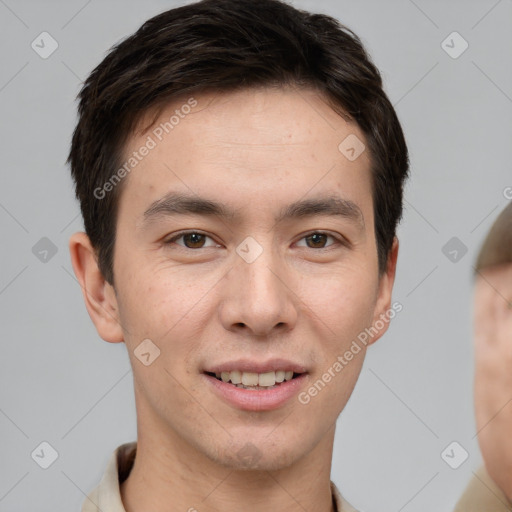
{"left": 165, "top": 231, "right": 218, "bottom": 249}
{"left": 296, "top": 232, "right": 341, "bottom": 249}
{"left": 182, "top": 233, "right": 206, "bottom": 248}
{"left": 305, "top": 233, "right": 329, "bottom": 248}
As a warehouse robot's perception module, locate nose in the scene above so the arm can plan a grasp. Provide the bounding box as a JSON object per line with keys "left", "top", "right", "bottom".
{"left": 218, "top": 245, "right": 299, "bottom": 338}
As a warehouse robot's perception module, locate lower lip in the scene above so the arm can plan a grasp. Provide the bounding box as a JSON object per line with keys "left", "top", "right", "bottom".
{"left": 203, "top": 373, "right": 308, "bottom": 411}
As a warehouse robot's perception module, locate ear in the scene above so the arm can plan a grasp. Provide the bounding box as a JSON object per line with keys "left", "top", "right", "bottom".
{"left": 68, "top": 232, "right": 124, "bottom": 343}
{"left": 367, "top": 237, "right": 399, "bottom": 346}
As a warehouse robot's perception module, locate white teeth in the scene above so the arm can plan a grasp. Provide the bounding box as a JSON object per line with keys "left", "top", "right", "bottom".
{"left": 211, "top": 369, "right": 299, "bottom": 387}
{"left": 258, "top": 371, "right": 276, "bottom": 387}
{"left": 242, "top": 372, "right": 259, "bottom": 386}
{"left": 230, "top": 370, "right": 242, "bottom": 384}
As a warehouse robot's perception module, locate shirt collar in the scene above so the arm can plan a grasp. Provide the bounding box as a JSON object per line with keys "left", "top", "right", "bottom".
{"left": 81, "top": 442, "right": 358, "bottom": 512}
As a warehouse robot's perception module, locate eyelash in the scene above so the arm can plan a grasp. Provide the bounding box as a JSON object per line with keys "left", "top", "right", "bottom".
{"left": 163, "top": 230, "right": 347, "bottom": 250}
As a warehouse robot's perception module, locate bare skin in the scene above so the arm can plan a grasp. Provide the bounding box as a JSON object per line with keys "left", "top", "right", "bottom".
{"left": 69, "top": 86, "right": 398, "bottom": 512}
{"left": 474, "top": 263, "right": 512, "bottom": 502}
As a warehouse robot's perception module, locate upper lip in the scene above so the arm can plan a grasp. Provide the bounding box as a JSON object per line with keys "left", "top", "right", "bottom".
{"left": 204, "top": 358, "right": 307, "bottom": 374}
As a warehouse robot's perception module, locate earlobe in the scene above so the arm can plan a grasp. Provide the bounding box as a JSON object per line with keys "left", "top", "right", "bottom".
{"left": 367, "top": 237, "right": 399, "bottom": 346}
{"left": 68, "top": 232, "right": 124, "bottom": 343}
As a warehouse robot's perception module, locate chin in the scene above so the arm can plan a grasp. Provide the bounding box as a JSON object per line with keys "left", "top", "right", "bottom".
{"left": 210, "top": 436, "right": 306, "bottom": 472}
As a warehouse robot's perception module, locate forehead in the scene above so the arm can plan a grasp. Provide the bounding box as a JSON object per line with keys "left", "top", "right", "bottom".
{"left": 117, "top": 86, "right": 372, "bottom": 223}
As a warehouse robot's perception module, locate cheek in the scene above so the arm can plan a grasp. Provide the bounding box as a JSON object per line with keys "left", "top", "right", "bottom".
{"left": 117, "top": 258, "right": 217, "bottom": 336}
{"left": 298, "top": 269, "right": 378, "bottom": 344}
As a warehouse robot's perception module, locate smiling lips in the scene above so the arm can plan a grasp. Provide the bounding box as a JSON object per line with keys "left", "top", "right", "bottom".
{"left": 203, "top": 358, "right": 309, "bottom": 410}
{"left": 204, "top": 366, "right": 308, "bottom": 411}
{"left": 204, "top": 359, "right": 307, "bottom": 390}
{"left": 203, "top": 359, "right": 308, "bottom": 410}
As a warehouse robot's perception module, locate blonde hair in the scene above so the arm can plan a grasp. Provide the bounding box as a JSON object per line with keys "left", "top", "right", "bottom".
{"left": 475, "top": 202, "right": 512, "bottom": 272}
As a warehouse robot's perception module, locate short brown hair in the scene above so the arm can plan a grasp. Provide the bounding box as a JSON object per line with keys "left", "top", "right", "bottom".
{"left": 475, "top": 202, "right": 512, "bottom": 272}
{"left": 67, "top": 0, "right": 409, "bottom": 285}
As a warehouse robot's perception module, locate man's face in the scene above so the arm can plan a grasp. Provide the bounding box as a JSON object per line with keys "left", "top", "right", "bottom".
{"left": 108, "top": 87, "right": 396, "bottom": 470}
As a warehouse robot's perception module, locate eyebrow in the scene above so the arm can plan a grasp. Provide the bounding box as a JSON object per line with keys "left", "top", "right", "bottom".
{"left": 142, "top": 191, "right": 364, "bottom": 228}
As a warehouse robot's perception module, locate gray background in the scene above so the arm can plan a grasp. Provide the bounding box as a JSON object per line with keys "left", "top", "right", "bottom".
{"left": 0, "top": 0, "right": 511, "bottom": 510}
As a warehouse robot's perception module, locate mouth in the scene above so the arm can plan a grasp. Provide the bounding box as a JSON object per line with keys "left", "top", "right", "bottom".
{"left": 202, "top": 363, "right": 308, "bottom": 411}
{"left": 204, "top": 370, "right": 304, "bottom": 390}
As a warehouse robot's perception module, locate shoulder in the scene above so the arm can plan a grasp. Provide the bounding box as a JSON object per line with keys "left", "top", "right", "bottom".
{"left": 331, "top": 481, "right": 359, "bottom": 512}
{"left": 81, "top": 442, "right": 137, "bottom": 512}
{"left": 454, "top": 465, "right": 512, "bottom": 511}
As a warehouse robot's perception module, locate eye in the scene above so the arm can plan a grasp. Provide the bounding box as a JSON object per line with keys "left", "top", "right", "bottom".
{"left": 295, "top": 232, "right": 341, "bottom": 249}
{"left": 164, "top": 230, "right": 345, "bottom": 251}
{"left": 164, "top": 231, "right": 220, "bottom": 249}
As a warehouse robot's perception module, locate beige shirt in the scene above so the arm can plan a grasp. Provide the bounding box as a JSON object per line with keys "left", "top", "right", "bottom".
{"left": 81, "top": 442, "right": 358, "bottom": 512}
{"left": 454, "top": 465, "right": 512, "bottom": 511}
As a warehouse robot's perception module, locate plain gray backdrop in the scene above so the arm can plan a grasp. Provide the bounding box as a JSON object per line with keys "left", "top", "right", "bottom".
{"left": 1, "top": 0, "right": 511, "bottom": 510}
